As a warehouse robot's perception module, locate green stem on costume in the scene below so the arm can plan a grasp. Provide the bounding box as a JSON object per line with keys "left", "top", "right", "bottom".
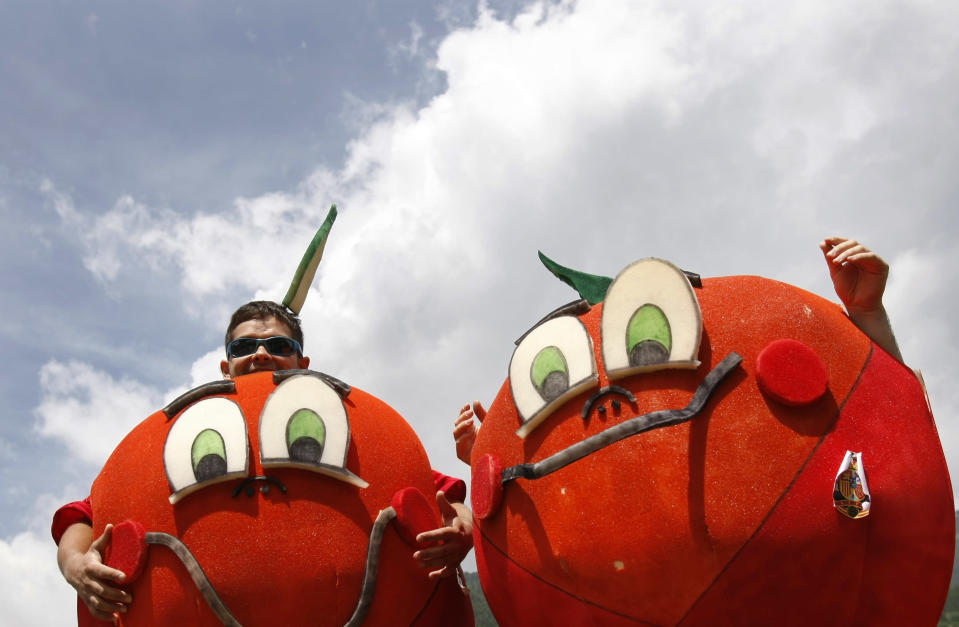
{"left": 283, "top": 204, "right": 337, "bottom": 314}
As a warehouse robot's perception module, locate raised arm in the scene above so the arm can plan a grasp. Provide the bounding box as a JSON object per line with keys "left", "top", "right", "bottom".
{"left": 453, "top": 401, "right": 486, "bottom": 464}
{"left": 820, "top": 236, "right": 903, "bottom": 363}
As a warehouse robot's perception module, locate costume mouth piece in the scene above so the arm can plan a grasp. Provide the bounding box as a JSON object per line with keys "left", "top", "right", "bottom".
{"left": 145, "top": 506, "right": 400, "bottom": 627}
{"left": 501, "top": 352, "right": 742, "bottom": 485}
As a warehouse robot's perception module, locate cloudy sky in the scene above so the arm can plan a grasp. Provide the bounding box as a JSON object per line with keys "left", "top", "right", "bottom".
{"left": 1, "top": 0, "right": 957, "bottom": 623}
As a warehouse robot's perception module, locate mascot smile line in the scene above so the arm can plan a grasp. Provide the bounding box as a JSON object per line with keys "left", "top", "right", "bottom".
{"left": 501, "top": 352, "right": 742, "bottom": 484}
{"left": 142, "top": 504, "right": 403, "bottom": 627}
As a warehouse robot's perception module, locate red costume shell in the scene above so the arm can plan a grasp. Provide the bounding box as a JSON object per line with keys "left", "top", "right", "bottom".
{"left": 90, "top": 370, "right": 473, "bottom": 626}
{"left": 471, "top": 263, "right": 954, "bottom": 627}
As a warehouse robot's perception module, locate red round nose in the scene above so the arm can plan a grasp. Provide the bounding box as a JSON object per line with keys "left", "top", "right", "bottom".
{"left": 472, "top": 453, "right": 505, "bottom": 520}
{"left": 103, "top": 519, "right": 149, "bottom": 583}
{"left": 755, "top": 338, "right": 828, "bottom": 406}
{"left": 391, "top": 487, "right": 440, "bottom": 547}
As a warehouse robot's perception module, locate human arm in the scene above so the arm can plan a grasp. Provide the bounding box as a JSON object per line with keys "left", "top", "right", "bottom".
{"left": 454, "top": 401, "right": 486, "bottom": 464}
{"left": 57, "top": 523, "right": 131, "bottom": 621}
{"left": 820, "top": 236, "right": 903, "bottom": 362}
{"left": 413, "top": 491, "right": 474, "bottom": 580}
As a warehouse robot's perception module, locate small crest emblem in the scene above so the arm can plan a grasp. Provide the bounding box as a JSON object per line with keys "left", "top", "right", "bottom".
{"left": 833, "top": 450, "right": 871, "bottom": 519}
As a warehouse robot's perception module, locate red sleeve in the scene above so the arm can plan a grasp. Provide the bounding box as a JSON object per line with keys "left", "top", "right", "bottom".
{"left": 51, "top": 497, "right": 93, "bottom": 545}
{"left": 431, "top": 469, "right": 466, "bottom": 504}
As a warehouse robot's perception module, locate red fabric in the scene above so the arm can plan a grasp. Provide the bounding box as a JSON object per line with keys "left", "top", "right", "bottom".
{"left": 51, "top": 497, "right": 93, "bottom": 544}
{"left": 432, "top": 469, "right": 466, "bottom": 503}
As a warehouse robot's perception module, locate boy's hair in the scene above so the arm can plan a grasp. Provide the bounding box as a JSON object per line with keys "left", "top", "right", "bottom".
{"left": 224, "top": 301, "right": 304, "bottom": 350}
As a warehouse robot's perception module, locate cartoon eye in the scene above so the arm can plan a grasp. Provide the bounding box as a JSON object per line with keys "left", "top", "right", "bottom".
{"left": 601, "top": 258, "right": 702, "bottom": 379}
{"left": 259, "top": 374, "right": 368, "bottom": 488}
{"left": 286, "top": 409, "right": 326, "bottom": 463}
{"left": 510, "top": 316, "right": 598, "bottom": 438}
{"left": 164, "top": 397, "right": 249, "bottom": 504}
{"left": 627, "top": 304, "right": 671, "bottom": 365}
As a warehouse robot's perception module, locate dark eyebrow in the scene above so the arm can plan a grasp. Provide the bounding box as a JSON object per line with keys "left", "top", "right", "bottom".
{"left": 273, "top": 369, "right": 352, "bottom": 399}
{"left": 683, "top": 270, "right": 702, "bottom": 288}
{"left": 163, "top": 380, "right": 237, "bottom": 420}
{"left": 514, "top": 299, "right": 591, "bottom": 346}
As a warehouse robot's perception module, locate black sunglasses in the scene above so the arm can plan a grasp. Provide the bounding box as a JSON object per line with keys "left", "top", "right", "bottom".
{"left": 226, "top": 336, "right": 302, "bottom": 359}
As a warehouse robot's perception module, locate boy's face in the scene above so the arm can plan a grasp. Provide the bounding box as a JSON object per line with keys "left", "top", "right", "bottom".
{"left": 220, "top": 315, "right": 310, "bottom": 378}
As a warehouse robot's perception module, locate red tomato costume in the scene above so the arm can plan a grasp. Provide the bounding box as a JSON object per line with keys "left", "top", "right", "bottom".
{"left": 470, "top": 258, "right": 954, "bottom": 626}
{"left": 82, "top": 370, "right": 473, "bottom": 626}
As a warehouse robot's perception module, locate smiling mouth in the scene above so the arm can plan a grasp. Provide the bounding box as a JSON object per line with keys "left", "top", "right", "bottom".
{"left": 144, "top": 507, "right": 401, "bottom": 627}
{"left": 501, "top": 352, "right": 742, "bottom": 485}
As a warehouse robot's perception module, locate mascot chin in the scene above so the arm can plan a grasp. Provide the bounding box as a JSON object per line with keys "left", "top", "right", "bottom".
{"left": 470, "top": 254, "right": 954, "bottom": 627}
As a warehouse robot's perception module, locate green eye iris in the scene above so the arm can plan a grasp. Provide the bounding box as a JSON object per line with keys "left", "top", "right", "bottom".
{"left": 287, "top": 409, "right": 326, "bottom": 463}
{"left": 531, "top": 346, "right": 570, "bottom": 402}
{"left": 626, "top": 304, "right": 671, "bottom": 366}
{"left": 192, "top": 429, "right": 228, "bottom": 482}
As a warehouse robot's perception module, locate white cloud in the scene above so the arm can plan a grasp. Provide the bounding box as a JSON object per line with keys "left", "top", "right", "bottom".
{"left": 15, "top": 2, "right": 957, "bottom": 624}
{"left": 34, "top": 360, "right": 166, "bottom": 466}
{"left": 32, "top": 346, "right": 231, "bottom": 471}
{"left": 44, "top": 184, "right": 313, "bottom": 299}
{"left": 85, "top": 13, "right": 100, "bottom": 36}
{"left": 390, "top": 20, "right": 426, "bottom": 61}
{"left": 884, "top": 246, "right": 959, "bottom": 484}
{"left": 42, "top": 0, "right": 959, "bottom": 503}
{"left": 885, "top": 247, "right": 959, "bottom": 368}
{"left": 0, "top": 436, "right": 15, "bottom": 462}
{"left": 0, "top": 489, "right": 97, "bottom": 627}
{"left": 0, "top": 530, "right": 76, "bottom": 626}
{"left": 190, "top": 348, "right": 227, "bottom": 388}
{"left": 54, "top": 0, "right": 959, "bottom": 298}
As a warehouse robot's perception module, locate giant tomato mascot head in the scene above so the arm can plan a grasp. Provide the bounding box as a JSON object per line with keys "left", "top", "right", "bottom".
{"left": 470, "top": 256, "right": 954, "bottom": 626}
{"left": 90, "top": 369, "right": 472, "bottom": 626}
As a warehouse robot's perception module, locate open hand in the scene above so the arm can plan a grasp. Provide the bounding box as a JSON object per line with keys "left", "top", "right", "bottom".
{"left": 454, "top": 401, "right": 486, "bottom": 464}
{"left": 413, "top": 492, "right": 475, "bottom": 580}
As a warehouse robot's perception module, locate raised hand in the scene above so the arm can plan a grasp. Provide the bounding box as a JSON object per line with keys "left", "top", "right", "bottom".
{"left": 454, "top": 401, "right": 486, "bottom": 464}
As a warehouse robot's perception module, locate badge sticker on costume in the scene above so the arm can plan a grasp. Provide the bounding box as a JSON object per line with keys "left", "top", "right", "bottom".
{"left": 833, "top": 450, "right": 871, "bottom": 519}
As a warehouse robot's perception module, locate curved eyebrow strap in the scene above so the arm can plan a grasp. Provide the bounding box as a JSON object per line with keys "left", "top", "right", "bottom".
{"left": 501, "top": 352, "right": 742, "bottom": 485}
{"left": 274, "top": 369, "right": 352, "bottom": 398}
{"left": 163, "top": 380, "right": 237, "bottom": 420}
